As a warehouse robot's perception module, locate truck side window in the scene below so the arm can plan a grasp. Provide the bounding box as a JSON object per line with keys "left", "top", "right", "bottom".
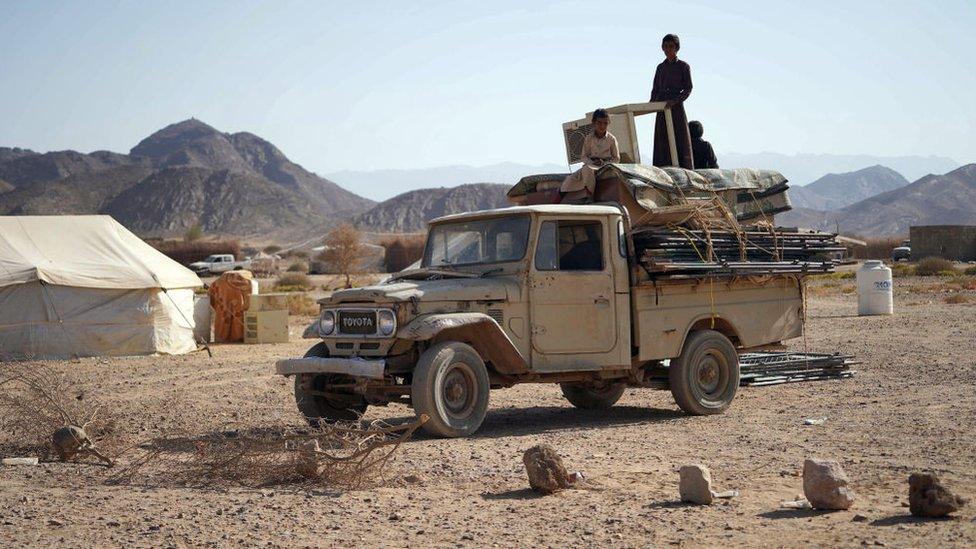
{"left": 534, "top": 220, "right": 604, "bottom": 271}
{"left": 534, "top": 221, "right": 558, "bottom": 270}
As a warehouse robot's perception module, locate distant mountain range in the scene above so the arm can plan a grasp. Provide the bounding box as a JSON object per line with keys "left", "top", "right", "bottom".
{"left": 0, "top": 120, "right": 374, "bottom": 238}
{"left": 3, "top": 125, "right": 970, "bottom": 240}
{"left": 325, "top": 153, "right": 957, "bottom": 202}
{"left": 788, "top": 165, "right": 909, "bottom": 210}
{"left": 326, "top": 163, "right": 566, "bottom": 201}
{"left": 718, "top": 152, "right": 958, "bottom": 187}
{"left": 778, "top": 164, "right": 976, "bottom": 236}
{"left": 353, "top": 183, "right": 510, "bottom": 232}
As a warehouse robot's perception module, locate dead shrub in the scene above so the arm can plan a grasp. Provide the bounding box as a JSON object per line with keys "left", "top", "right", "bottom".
{"left": 381, "top": 235, "right": 426, "bottom": 272}
{"left": 0, "top": 362, "right": 118, "bottom": 464}
{"left": 848, "top": 236, "right": 903, "bottom": 260}
{"left": 287, "top": 261, "right": 309, "bottom": 273}
{"left": 915, "top": 257, "right": 956, "bottom": 276}
{"left": 891, "top": 263, "right": 916, "bottom": 277}
{"left": 109, "top": 416, "right": 428, "bottom": 489}
{"left": 287, "top": 293, "right": 319, "bottom": 316}
{"left": 275, "top": 272, "right": 313, "bottom": 291}
{"left": 943, "top": 294, "right": 972, "bottom": 304}
{"left": 964, "top": 266, "right": 976, "bottom": 276}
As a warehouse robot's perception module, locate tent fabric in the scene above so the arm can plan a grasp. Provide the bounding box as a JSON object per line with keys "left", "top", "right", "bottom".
{"left": 0, "top": 215, "right": 201, "bottom": 290}
{"left": 0, "top": 283, "right": 196, "bottom": 360}
{"left": 209, "top": 270, "right": 254, "bottom": 342}
{"left": 0, "top": 215, "right": 202, "bottom": 360}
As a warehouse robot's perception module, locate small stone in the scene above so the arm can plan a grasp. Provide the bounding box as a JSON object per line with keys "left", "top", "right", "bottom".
{"left": 403, "top": 474, "right": 423, "bottom": 484}
{"left": 523, "top": 445, "right": 573, "bottom": 494}
{"left": 389, "top": 512, "right": 403, "bottom": 521}
{"left": 679, "top": 464, "right": 714, "bottom": 505}
{"left": 908, "top": 473, "right": 967, "bottom": 518}
{"left": 47, "top": 519, "right": 64, "bottom": 527}
{"left": 852, "top": 514, "right": 869, "bottom": 522}
{"left": 803, "top": 459, "right": 855, "bottom": 510}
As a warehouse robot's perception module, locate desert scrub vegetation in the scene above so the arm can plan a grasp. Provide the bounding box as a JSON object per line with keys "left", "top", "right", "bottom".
{"left": 286, "top": 261, "right": 309, "bottom": 273}
{"left": 274, "top": 272, "right": 313, "bottom": 291}
{"left": 914, "top": 257, "right": 956, "bottom": 276}
{"left": 287, "top": 293, "right": 319, "bottom": 316}
{"left": 943, "top": 294, "right": 972, "bottom": 304}
{"left": 891, "top": 263, "right": 916, "bottom": 277}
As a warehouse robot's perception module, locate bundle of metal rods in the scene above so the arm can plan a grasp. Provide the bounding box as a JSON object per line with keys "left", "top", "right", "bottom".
{"left": 738, "top": 352, "right": 858, "bottom": 386}
{"left": 633, "top": 227, "right": 844, "bottom": 276}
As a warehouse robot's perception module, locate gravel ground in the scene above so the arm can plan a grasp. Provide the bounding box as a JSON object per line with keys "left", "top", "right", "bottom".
{"left": 1, "top": 276, "right": 974, "bottom": 548}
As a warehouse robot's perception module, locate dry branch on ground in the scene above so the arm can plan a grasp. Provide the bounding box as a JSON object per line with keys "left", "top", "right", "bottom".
{"left": 109, "top": 415, "right": 427, "bottom": 489}
{"left": 0, "top": 361, "right": 118, "bottom": 464}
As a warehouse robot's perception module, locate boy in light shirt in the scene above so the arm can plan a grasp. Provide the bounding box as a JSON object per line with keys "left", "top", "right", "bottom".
{"left": 560, "top": 108, "right": 620, "bottom": 202}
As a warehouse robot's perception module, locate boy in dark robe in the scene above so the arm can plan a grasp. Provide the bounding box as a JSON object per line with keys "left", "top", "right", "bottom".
{"left": 650, "top": 34, "right": 694, "bottom": 169}
{"left": 689, "top": 120, "right": 718, "bottom": 169}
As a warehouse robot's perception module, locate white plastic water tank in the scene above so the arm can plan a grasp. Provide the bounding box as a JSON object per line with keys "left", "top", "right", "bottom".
{"left": 856, "top": 260, "right": 893, "bottom": 316}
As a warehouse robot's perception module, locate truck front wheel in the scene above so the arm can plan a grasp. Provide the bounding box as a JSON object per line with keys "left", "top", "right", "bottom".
{"left": 560, "top": 381, "right": 626, "bottom": 409}
{"left": 669, "top": 330, "right": 739, "bottom": 415}
{"left": 411, "top": 341, "right": 490, "bottom": 438}
{"left": 294, "top": 343, "right": 368, "bottom": 425}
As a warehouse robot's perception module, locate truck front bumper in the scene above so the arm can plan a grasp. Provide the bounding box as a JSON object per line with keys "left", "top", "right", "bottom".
{"left": 274, "top": 357, "right": 385, "bottom": 379}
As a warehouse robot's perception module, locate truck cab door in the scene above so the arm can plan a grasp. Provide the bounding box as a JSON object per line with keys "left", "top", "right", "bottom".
{"left": 528, "top": 218, "right": 617, "bottom": 371}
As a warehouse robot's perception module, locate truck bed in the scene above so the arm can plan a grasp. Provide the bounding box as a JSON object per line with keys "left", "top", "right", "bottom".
{"left": 631, "top": 274, "right": 804, "bottom": 361}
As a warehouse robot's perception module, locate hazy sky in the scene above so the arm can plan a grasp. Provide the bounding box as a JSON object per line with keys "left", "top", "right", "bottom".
{"left": 1, "top": 1, "right": 974, "bottom": 174}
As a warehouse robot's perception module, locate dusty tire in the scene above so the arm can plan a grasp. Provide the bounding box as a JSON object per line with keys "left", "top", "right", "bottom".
{"left": 411, "top": 341, "right": 490, "bottom": 438}
{"left": 559, "top": 381, "right": 626, "bottom": 409}
{"left": 294, "top": 343, "right": 368, "bottom": 425}
{"left": 669, "top": 330, "right": 739, "bottom": 415}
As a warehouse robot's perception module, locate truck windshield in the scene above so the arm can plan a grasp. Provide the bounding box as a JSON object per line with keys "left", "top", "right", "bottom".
{"left": 423, "top": 215, "right": 531, "bottom": 268}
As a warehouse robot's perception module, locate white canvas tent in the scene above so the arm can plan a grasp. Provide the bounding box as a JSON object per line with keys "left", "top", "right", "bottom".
{"left": 0, "top": 215, "right": 203, "bottom": 360}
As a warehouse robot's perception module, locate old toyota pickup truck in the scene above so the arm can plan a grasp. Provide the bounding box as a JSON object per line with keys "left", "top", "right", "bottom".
{"left": 276, "top": 203, "right": 805, "bottom": 437}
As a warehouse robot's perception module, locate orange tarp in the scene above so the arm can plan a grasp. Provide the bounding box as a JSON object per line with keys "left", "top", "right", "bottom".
{"left": 208, "top": 270, "right": 253, "bottom": 342}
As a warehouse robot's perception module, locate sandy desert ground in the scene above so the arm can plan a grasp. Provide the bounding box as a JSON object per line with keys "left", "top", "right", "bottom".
{"left": 2, "top": 275, "right": 975, "bottom": 548}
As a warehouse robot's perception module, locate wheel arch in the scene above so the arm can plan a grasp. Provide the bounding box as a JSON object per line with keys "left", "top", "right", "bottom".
{"left": 399, "top": 313, "right": 530, "bottom": 375}
{"left": 681, "top": 315, "right": 741, "bottom": 350}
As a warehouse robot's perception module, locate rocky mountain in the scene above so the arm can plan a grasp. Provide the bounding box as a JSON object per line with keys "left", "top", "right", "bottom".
{"left": 0, "top": 119, "right": 374, "bottom": 238}
{"left": 789, "top": 165, "right": 909, "bottom": 210}
{"left": 778, "top": 164, "right": 976, "bottom": 236}
{"left": 353, "top": 183, "right": 510, "bottom": 232}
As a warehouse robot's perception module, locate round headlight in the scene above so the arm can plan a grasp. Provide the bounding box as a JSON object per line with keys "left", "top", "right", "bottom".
{"left": 377, "top": 309, "right": 396, "bottom": 336}
{"left": 320, "top": 310, "right": 335, "bottom": 335}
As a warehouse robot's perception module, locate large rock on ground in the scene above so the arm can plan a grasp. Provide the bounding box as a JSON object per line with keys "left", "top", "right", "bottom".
{"left": 803, "top": 459, "right": 855, "bottom": 510}
{"left": 909, "top": 473, "right": 967, "bottom": 517}
{"left": 523, "top": 445, "right": 572, "bottom": 494}
{"left": 679, "top": 464, "right": 714, "bottom": 505}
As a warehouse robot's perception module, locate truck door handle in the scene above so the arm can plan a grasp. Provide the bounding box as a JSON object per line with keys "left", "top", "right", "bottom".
{"left": 594, "top": 297, "right": 610, "bottom": 305}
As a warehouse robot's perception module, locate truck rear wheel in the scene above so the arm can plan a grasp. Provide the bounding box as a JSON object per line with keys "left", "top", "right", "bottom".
{"left": 294, "top": 343, "right": 368, "bottom": 425}
{"left": 669, "top": 330, "right": 739, "bottom": 415}
{"left": 411, "top": 341, "right": 490, "bottom": 438}
{"left": 559, "top": 381, "right": 626, "bottom": 409}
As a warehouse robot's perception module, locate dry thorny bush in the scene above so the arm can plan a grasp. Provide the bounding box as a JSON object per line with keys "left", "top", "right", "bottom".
{"left": 1, "top": 361, "right": 425, "bottom": 489}
{"left": 0, "top": 361, "right": 119, "bottom": 463}
{"left": 108, "top": 415, "right": 428, "bottom": 489}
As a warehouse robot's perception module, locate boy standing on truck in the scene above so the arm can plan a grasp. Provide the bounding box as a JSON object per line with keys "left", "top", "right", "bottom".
{"left": 560, "top": 108, "right": 620, "bottom": 203}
